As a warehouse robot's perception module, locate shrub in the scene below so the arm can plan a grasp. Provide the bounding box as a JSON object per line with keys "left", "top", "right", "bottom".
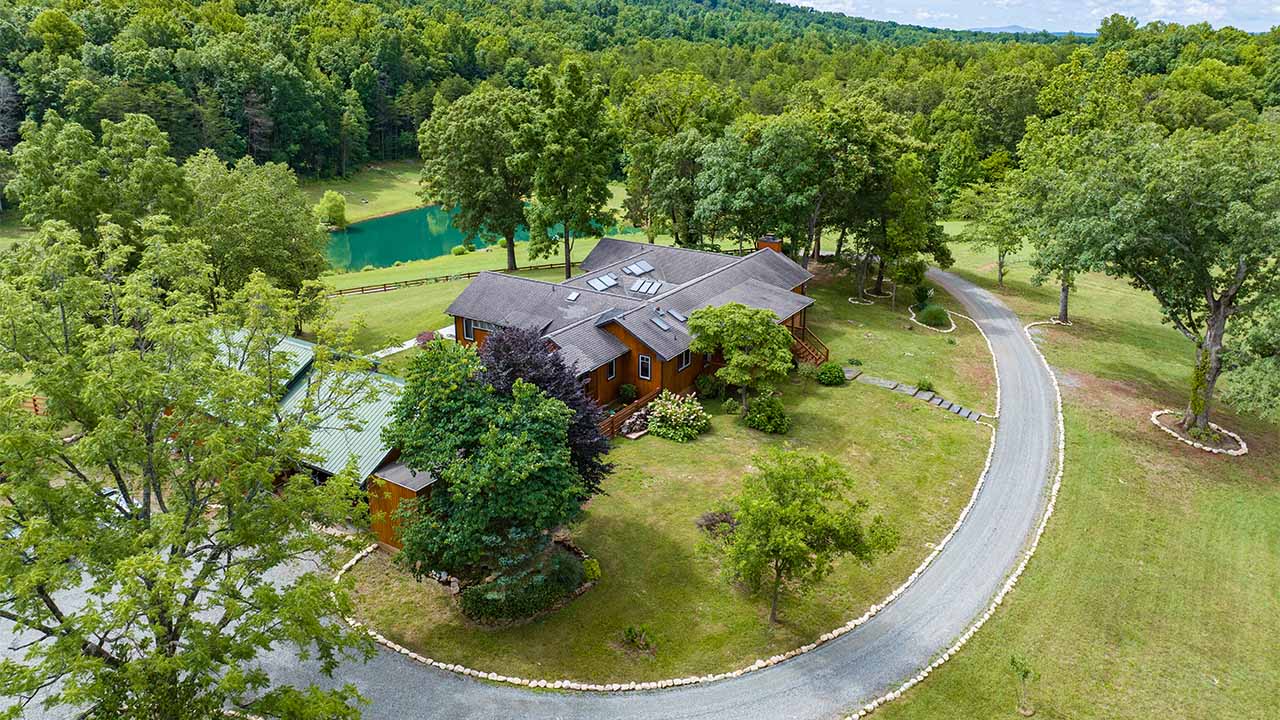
{"left": 647, "top": 390, "right": 711, "bottom": 443}
{"left": 847, "top": 357, "right": 863, "bottom": 366}
{"left": 917, "top": 377, "right": 936, "bottom": 393}
{"left": 720, "top": 398, "right": 741, "bottom": 416}
{"left": 895, "top": 257, "right": 927, "bottom": 287}
{"left": 796, "top": 362, "right": 820, "bottom": 386}
{"left": 582, "top": 557, "right": 602, "bottom": 583}
{"left": 361, "top": 265, "right": 375, "bottom": 272}
{"left": 451, "top": 244, "right": 469, "bottom": 256}
{"left": 621, "top": 625, "right": 655, "bottom": 652}
{"left": 459, "top": 550, "right": 584, "bottom": 623}
{"left": 696, "top": 510, "right": 737, "bottom": 539}
{"left": 912, "top": 283, "right": 933, "bottom": 308}
{"left": 816, "top": 361, "right": 845, "bottom": 386}
{"left": 744, "top": 395, "right": 791, "bottom": 434}
{"left": 495, "top": 237, "right": 508, "bottom": 248}
{"left": 618, "top": 384, "right": 638, "bottom": 404}
{"left": 917, "top": 304, "right": 950, "bottom": 328}
{"left": 415, "top": 330, "right": 435, "bottom": 346}
{"left": 695, "top": 373, "right": 725, "bottom": 400}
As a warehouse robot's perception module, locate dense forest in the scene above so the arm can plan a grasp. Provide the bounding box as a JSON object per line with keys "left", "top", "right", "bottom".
{"left": 0, "top": 1, "right": 1277, "bottom": 426}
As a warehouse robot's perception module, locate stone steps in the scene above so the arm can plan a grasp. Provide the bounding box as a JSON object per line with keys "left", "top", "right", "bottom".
{"left": 850, "top": 368, "right": 991, "bottom": 424}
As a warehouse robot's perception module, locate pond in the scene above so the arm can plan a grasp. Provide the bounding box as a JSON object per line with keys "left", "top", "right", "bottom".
{"left": 327, "top": 206, "right": 634, "bottom": 270}
{"left": 327, "top": 206, "right": 498, "bottom": 270}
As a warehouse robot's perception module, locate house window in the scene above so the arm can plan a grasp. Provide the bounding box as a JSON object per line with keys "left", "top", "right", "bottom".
{"left": 678, "top": 349, "right": 692, "bottom": 371}
{"left": 638, "top": 354, "right": 652, "bottom": 380}
{"left": 462, "top": 318, "right": 474, "bottom": 341}
{"left": 607, "top": 358, "right": 617, "bottom": 380}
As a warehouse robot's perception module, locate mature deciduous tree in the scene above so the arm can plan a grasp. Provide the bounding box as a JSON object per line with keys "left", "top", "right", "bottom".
{"left": 418, "top": 86, "right": 534, "bottom": 272}
{"left": 956, "top": 182, "right": 1022, "bottom": 288}
{"left": 5, "top": 112, "right": 189, "bottom": 246}
{"left": 720, "top": 448, "right": 897, "bottom": 623}
{"left": 0, "top": 223, "right": 374, "bottom": 719}
{"left": 315, "top": 190, "right": 348, "bottom": 229}
{"left": 384, "top": 342, "right": 584, "bottom": 585}
{"left": 687, "top": 302, "right": 794, "bottom": 411}
{"left": 478, "top": 327, "right": 612, "bottom": 497}
{"left": 522, "top": 60, "right": 616, "bottom": 279}
{"left": 184, "top": 150, "right": 329, "bottom": 306}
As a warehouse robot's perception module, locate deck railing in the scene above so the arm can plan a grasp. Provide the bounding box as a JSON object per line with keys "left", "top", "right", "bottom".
{"left": 597, "top": 387, "right": 662, "bottom": 438}
{"left": 327, "top": 261, "right": 581, "bottom": 298}
{"left": 20, "top": 396, "right": 46, "bottom": 415}
{"left": 789, "top": 325, "right": 830, "bottom": 365}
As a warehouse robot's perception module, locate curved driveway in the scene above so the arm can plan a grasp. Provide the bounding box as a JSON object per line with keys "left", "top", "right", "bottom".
{"left": 257, "top": 269, "right": 1060, "bottom": 720}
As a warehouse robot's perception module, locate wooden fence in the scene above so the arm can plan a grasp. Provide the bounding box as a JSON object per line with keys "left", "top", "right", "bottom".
{"left": 20, "top": 396, "right": 46, "bottom": 415}
{"left": 597, "top": 387, "right": 662, "bottom": 439}
{"left": 326, "top": 261, "right": 581, "bottom": 298}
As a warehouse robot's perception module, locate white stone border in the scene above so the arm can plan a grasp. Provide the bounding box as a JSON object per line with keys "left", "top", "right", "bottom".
{"left": 847, "top": 296, "right": 875, "bottom": 306}
{"left": 907, "top": 305, "right": 958, "bottom": 334}
{"left": 1149, "top": 409, "right": 1248, "bottom": 456}
{"left": 332, "top": 309, "right": 1007, "bottom": 693}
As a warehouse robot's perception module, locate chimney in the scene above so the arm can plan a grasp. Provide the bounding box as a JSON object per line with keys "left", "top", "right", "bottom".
{"left": 757, "top": 234, "right": 783, "bottom": 253}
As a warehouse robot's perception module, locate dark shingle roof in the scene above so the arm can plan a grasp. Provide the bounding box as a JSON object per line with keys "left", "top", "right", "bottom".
{"left": 371, "top": 459, "right": 436, "bottom": 493}
{"left": 445, "top": 272, "right": 642, "bottom": 335}
{"left": 448, "top": 242, "right": 815, "bottom": 369}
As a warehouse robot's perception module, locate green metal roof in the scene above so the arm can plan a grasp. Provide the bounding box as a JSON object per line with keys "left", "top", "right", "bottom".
{"left": 278, "top": 369, "right": 403, "bottom": 482}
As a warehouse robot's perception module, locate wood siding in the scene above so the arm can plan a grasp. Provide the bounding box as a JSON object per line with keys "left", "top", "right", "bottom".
{"left": 454, "top": 316, "right": 491, "bottom": 348}
{"left": 367, "top": 477, "right": 421, "bottom": 550}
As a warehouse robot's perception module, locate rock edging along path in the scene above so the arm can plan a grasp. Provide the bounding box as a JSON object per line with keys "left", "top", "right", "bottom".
{"left": 256, "top": 268, "right": 1061, "bottom": 720}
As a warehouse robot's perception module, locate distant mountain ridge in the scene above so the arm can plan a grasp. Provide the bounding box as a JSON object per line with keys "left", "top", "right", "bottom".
{"left": 970, "top": 24, "right": 1097, "bottom": 37}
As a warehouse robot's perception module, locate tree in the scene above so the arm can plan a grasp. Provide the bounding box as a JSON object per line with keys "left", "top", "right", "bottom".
{"left": 478, "top": 327, "right": 612, "bottom": 497}
{"left": 1064, "top": 122, "right": 1280, "bottom": 433}
{"left": 874, "top": 151, "right": 951, "bottom": 295}
{"left": 956, "top": 182, "right": 1022, "bottom": 288}
{"left": 687, "top": 302, "right": 794, "bottom": 411}
{"left": 183, "top": 150, "right": 329, "bottom": 306}
{"left": 934, "top": 130, "right": 982, "bottom": 210}
{"left": 1013, "top": 49, "right": 1141, "bottom": 324}
{"left": 1010, "top": 655, "right": 1039, "bottom": 716}
{"left": 719, "top": 448, "right": 897, "bottom": 623}
{"left": 338, "top": 88, "right": 369, "bottom": 176}
{"left": 620, "top": 70, "right": 738, "bottom": 247}
{"left": 0, "top": 222, "right": 374, "bottom": 719}
{"left": 1222, "top": 298, "right": 1280, "bottom": 423}
{"left": 383, "top": 341, "right": 584, "bottom": 585}
{"left": 522, "top": 60, "right": 617, "bottom": 279}
{"left": 315, "top": 189, "right": 348, "bottom": 229}
{"left": 0, "top": 74, "right": 20, "bottom": 153}
{"left": 418, "top": 86, "right": 533, "bottom": 272}
{"left": 5, "top": 112, "right": 189, "bottom": 246}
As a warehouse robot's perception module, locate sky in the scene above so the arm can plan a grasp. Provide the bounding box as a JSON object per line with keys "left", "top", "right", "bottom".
{"left": 793, "top": 1, "right": 1279, "bottom": 34}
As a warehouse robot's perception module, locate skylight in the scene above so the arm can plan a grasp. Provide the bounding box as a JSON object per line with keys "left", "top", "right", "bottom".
{"left": 668, "top": 309, "right": 687, "bottom": 322}
{"left": 629, "top": 279, "right": 645, "bottom": 292}
{"left": 566, "top": 291, "right": 581, "bottom": 302}
{"left": 636, "top": 259, "right": 655, "bottom": 273}
{"left": 651, "top": 317, "right": 671, "bottom": 331}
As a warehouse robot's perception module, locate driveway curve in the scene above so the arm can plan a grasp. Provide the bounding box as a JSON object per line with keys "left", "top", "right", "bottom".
{"left": 258, "top": 269, "right": 1061, "bottom": 720}
{"left": 0, "top": 271, "right": 1057, "bottom": 719}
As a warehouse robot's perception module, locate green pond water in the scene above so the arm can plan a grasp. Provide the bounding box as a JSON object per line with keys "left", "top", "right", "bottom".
{"left": 327, "top": 206, "right": 631, "bottom": 270}
{"left": 327, "top": 206, "right": 496, "bottom": 270}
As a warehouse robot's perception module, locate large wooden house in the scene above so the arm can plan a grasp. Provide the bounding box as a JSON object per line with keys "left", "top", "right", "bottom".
{"left": 446, "top": 237, "right": 828, "bottom": 408}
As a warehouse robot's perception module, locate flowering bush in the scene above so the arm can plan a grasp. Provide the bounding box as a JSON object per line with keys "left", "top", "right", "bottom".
{"left": 646, "top": 390, "right": 712, "bottom": 443}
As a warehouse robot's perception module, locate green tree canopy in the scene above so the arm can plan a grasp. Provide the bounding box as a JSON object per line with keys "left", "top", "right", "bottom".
{"left": 720, "top": 448, "right": 898, "bottom": 622}
{"left": 522, "top": 60, "right": 617, "bottom": 279}
{"left": 384, "top": 341, "right": 585, "bottom": 585}
{"left": 0, "top": 222, "right": 375, "bottom": 719}
{"left": 418, "top": 86, "right": 534, "bottom": 272}
{"left": 315, "top": 189, "right": 348, "bottom": 229}
{"left": 687, "top": 302, "right": 794, "bottom": 411}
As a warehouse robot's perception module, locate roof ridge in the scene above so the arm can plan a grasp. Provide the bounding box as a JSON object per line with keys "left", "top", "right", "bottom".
{"left": 473, "top": 270, "right": 628, "bottom": 302}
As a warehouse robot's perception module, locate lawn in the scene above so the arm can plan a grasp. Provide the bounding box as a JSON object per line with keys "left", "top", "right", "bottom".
{"left": 300, "top": 160, "right": 423, "bottom": 224}
{"left": 0, "top": 211, "right": 33, "bottom": 252}
{"left": 872, "top": 237, "right": 1280, "bottom": 719}
{"left": 351, "top": 377, "right": 991, "bottom": 684}
{"left": 347, "top": 270, "right": 997, "bottom": 683}
{"left": 806, "top": 265, "right": 996, "bottom": 413}
{"left": 332, "top": 268, "right": 566, "bottom": 353}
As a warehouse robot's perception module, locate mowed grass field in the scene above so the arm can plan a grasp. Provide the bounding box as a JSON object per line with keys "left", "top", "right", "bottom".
{"left": 352, "top": 375, "right": 991, "bottom": 684}
{"left": 0, "top": 211, "right": 33, "bottom": 252}
{"left": 300, "top": 160, "right": 423, "bottom": 224}
{"left": 874, "top": 239, "right": 1280, "bottom": 719}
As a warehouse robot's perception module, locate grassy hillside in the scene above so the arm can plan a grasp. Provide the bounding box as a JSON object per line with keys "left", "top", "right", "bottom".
{"left": 874, "top": 238, "right": 1280, "bottom": 719}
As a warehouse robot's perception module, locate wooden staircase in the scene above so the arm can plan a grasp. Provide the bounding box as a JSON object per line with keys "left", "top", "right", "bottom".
{"left": 789, "top": 326, "right": 829, "bottom": 365}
